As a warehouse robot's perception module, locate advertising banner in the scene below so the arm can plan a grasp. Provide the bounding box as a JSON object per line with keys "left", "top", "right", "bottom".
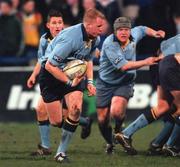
{"left": 0, "top": 67, "right": 157, "bottom": 121}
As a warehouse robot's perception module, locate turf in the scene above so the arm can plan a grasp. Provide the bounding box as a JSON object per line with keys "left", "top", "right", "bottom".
{"left": 0, "top": 122, "right": 179, "bottom": 167}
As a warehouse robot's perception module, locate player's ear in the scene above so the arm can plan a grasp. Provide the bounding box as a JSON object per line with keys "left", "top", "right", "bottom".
{"left": 46, "top": 23, "right": 50, "bottom": 29}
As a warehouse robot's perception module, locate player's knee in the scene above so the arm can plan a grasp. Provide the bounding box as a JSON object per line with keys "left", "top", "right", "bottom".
{"left": 111, "top": 109, "right": 125, "bottom": 119}
{"left": 51, "top": 121, "right": 63, "bottom": 128}
{"left": 157, "top": 103, "right": 170, "bottom": 117}
{"left": 70, "top": 105, "right": 81, "bottom": 118}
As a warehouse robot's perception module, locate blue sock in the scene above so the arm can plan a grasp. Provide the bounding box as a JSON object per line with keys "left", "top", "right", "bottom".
{"left": 123, "top": 114, "right": 149, "bottom": 138}
{"left": 39, "top": 124, "right": 50, "bottom": 148}
{"left": 79, "top": 116, "right": 88, "bottom": 126}
{"left": 56, "top": 117, "right": 78, "bottom": 155}
{"left": 166, "top": 124, "right": 180, "bottom": 147}
{"left": 152, "top": 120, "right": 174, "bottom": 146}
{"left": 56, "top": 129, "right": 73, "bottom": 155}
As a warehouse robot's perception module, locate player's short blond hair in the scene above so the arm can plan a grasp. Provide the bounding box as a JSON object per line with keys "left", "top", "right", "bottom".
{"left": 83, "top": 9, "right": 105, "bottom": 23}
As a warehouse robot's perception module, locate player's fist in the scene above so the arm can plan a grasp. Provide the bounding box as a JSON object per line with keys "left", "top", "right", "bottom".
{"left": 154, "top": 30, "right": 165, "bottom": 38}
{"left": 27, "top": 74, "right": 36, "bottom": 88}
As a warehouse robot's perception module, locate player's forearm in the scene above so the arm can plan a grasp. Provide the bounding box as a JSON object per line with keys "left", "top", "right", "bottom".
{"left": 45, "top": 61, "right": 69, "bottom": 83}
{"left": 146, "top": 27, "right": 157, "bottom": 37}
{"left": 32, "top": 62, "right": 41, "bottom": 77}
{"left": 121, "top": 60, "right": 147, "bottom": 71}
{"left": 145, "top": 27, "right": 165, "bottom": 38}
{"left": 86, "top": 61, "right": 94, "bottom": 85}
{"left": 86, "top": 61, "right": 93, "bottom": 80}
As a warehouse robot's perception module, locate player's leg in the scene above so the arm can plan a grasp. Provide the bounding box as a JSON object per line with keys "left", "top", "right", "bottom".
{"left": 111, "top": 97, "right": 126, "bottom": 135}
{"left": 63, "top": 98, "right": 93, "bottom": 139}
{"left": 147, "top": 114, "right": 175, "bottom": 155}
{"left": 162, "top": 91, "right": 180, "bottom": 156}
{"left": 96, "top": 77, "right": 114, "bottom": 154}
{"left": 112, "top": 84, "right": 134, "bottom": 135}
{"left": 55, "top": 91, "right": 83, "bottom": 159}
{"left": 97, "top": 107, "right": 113, "bottom": 153}
{"left": 163, "top": 123, "right": 180, "bottom": 156}
{"left": 116, "top": 86, "right": 171, "bottom": 154}
{"left": 31, "top": 96, "right": 51, "bottom": 156}
{"left": 111, "top": 96, "right": 137, "bottom": 155}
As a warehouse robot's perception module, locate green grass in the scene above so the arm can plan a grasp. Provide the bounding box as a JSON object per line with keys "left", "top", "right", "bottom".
{"left": 0, "top": 122, "right": 179, "bottom": 167}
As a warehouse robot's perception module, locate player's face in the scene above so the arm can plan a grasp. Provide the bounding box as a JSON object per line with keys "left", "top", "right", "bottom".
{"left": 116, "top": 28, "right": 131, "bottom": 43}
{"left": 47, "top": 17, "right": 64, "bottom": 38}
{"left": 87, "top": 17, "right": 104, "bottom": 39}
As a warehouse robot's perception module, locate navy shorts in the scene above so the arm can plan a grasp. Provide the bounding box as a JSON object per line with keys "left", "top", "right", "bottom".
{"left": 159, "top": 55, "right": 180, "bottom": 91}
{"left": 96, "top": 77, "right": 134, "bottom": 108}
{"left": 39, "top": 67, "right": 84, "bottom": 103}
{"left": 149, "top": 64, "right": 160, "bottom": 89}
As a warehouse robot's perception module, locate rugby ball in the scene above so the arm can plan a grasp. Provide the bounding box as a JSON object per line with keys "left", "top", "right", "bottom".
{"left": 63, "top": 59, "right": 87, "bottom": 80}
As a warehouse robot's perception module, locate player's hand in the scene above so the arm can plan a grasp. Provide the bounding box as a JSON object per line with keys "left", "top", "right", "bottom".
{"left": 71, "top": 76, "right": 84, "bottom": 87}
{"left": 27, "top": 74, "right": 36, "bottom": 88}
{"left": 154, "top": 30, "right": 165, "bottom": 38}
{"left": 87, "top": 83, "right": 96, "bottom": 96}
{"left": 145, "top": 57, "right": 161, "bottom": 66}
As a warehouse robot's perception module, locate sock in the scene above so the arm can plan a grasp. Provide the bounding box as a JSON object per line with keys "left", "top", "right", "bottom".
{"left": 166, "top": 123, "right": 180, "bottom": 147}
{"left": 122, "top": 114, "right": 149, "bottom": 138}
{"left": 152, "top": 114, "right": 175, "bottom": 146}
{"left": 114, "top": 117, "right": 125, "bottom": 133}
{"left": 98, "top": 119, "right": 112, "bottom": 145}
{"left": 79, "top": 116, "right": 88, "bottom": 127}
{"left": 38, "top": 120, "right": 50, "bottom": 149}
{"left": 56, "top": 117, "right": 78, "bottom": 155}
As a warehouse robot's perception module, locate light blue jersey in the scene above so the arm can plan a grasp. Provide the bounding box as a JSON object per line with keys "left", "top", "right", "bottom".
{"left": 161, "top": 34, "right": 180, "bottom": 56}
{"left": 99, "top": 26, "right": 147, "bottom": 85}
{"left": 45, "top": 24, "right": 100, "bottom": 69}
{"left": 37, "top": 33, "right": 51, "bottom": 64}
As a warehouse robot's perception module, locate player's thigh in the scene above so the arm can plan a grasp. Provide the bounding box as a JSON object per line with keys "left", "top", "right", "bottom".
{"left": 45, "top": 100, "right": 63, "bottom": 125}
{"left": 110, "top": 96, "right": 128, "bottom": 117}
{"left": 156, "top": 86, "right": 171, "bottom": 116}
{"left": 65, "top": 91, "right": 83, "bottom": 118}
{"left": 171, "top": 90, "right": 180, "bottom": 116}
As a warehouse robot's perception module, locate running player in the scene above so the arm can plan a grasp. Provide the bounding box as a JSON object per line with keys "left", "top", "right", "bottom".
{"left": 39, "top": 9, "right": 105, "bottom": 162}
{"left": 96, "top": 16, "right": 165, "bottom": 154}
{"left": 27, "top": 10, "right": 93, "bottom": 156}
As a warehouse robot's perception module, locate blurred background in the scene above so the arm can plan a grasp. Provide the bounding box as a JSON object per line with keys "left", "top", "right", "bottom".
{"left": 0, "top": 0, "right": 180, "bottom": 122}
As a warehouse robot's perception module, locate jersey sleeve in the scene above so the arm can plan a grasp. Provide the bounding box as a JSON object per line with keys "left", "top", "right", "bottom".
{"left": 131, "top": 26, "right": 147, "bottom": 43}
{"left": 48, "top": 37, "right": 75, "bottom": 66}
{"left": 37, "top": 36, "right": 47, "bottom": 64}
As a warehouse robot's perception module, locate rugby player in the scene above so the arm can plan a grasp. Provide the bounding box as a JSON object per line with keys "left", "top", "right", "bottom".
{"left": 96, "top": 16, "right": 165, "bottom": 154}
{"left": 39, "top": 9, "right": 105, "bottom": 162}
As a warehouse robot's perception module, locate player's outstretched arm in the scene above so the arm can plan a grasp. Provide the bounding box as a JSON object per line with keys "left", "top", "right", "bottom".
{"left": 27, "top": 62, "right": 41, "bottom": 88}
{"left": 146, "top": 27, "right": 165, "bottom": 38}
{"left": 120, "top": 57, "right": 161, "bottom": 71}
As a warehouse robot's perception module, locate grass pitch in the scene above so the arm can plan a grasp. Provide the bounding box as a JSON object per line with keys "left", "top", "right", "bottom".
{"left": 0, "top": 122, "right": 179, "bottom": 167}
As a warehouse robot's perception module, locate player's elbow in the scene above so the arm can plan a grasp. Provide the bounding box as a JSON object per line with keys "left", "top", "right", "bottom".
{"left": 45, "top": 61, "right": 51, "bottom": 72}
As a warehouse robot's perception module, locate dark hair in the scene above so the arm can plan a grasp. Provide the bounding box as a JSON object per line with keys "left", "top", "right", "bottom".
{"left": 0, "top": 0, "right": 13, "bottom": 7}
{"left": 47, "top": 9, "right": 63, "bottom": 22}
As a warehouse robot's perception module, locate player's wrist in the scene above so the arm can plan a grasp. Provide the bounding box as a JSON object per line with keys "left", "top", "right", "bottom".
{"left": 87, "top": 78, "right": 94, "bottom": 85}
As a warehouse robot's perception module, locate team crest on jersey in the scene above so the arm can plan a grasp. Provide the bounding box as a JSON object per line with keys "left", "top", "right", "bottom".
{"left": 114, "top": 58, "right": 121, "bottom": 64}
{"left": 84, "top": 40, "right": 93, "bottom": 48}
{"left": 53, "top": 54, "right": 62, "bottom": 63}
